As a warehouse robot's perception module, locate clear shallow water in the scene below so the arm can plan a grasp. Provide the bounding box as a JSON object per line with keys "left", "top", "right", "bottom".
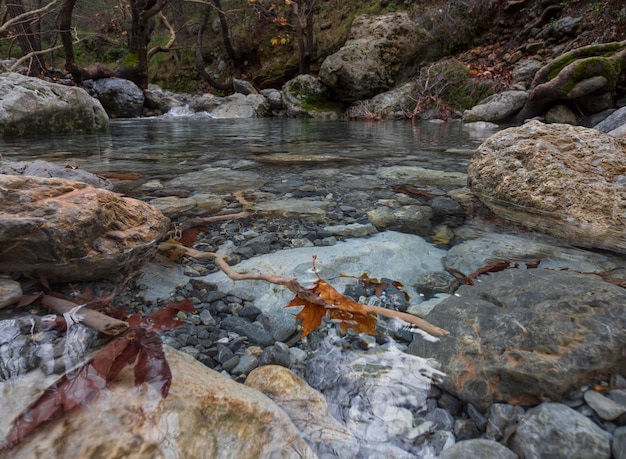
{"left": 0, "top": 117, "right": 502, "bottom": 457}
{"left": 0, "top": 118, "right": 499, "bottom": 188}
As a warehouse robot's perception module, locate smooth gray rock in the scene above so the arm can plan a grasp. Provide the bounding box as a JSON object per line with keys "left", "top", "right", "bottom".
{"left": 463, "top": 90, "right": 529, "bottom": 123}
{"left": 613, "top": 426, "right": 626, "bottom": 459}
{"left": 197, "top": 231, "right": 446, "bottom": 315}
{"left": 439, "top": 439, "right": 518, "bottom": 459}
{"left": 0, "top": 72, "right": 108, "bottom": 136}
{"left": 0, "top": 160, "right": 113, "bottom": 190}
{"left": 510, "top": 403, "right": 611, "bottom": 459}
{"left": 584, "top": 390, "right": 626, "bottom": 421}
{"left": 90, "top": 77, "right": 144, "bottom": 118}
{"left": 595, "top": 106, "right": 626, "bottom": 132}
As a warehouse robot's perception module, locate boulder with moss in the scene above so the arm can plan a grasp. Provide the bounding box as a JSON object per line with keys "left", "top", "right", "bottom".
{"left": 319, "top": 12, "right": 430, "bottom": 102}
{"left": 514, "top": 40, "right": 626, "bottom": 122}
{"left": 281, "top": 74, "right": 344, "bottom": 118}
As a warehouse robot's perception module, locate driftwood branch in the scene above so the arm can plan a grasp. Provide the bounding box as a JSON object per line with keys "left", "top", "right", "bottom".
{"left": 158, "top": 243, "right": 449, "bottom": 337}
{"left": 41, "top": 295, "right": 129, "bottom": 336}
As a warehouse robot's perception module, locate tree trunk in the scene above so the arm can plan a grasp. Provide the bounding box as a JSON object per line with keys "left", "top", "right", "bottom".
{"left": 127, "top": 0, "right": 169, "bottom": 89}
{"left": 6, "top": 0, "right": 46, "bottom": 77}
{"left": 210, "top": 0, "right": 242, "bottom": 78}
{"left": 59, "top": 0, "right": 80, "bottom": 81}
{"left": 195, "top": 5, "right": 233, "bottom": 91}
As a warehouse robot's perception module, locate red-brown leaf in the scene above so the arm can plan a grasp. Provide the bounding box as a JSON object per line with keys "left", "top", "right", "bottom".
{"left": 286, "top": 280, "right": 377, "bottom": 338}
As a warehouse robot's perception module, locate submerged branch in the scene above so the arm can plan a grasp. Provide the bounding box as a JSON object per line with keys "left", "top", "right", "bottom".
{"left": 41, "top": 295, "right": 129, "bottom": 336}
{"left": 157, "top": 242, "right": 449, "bottom": 337}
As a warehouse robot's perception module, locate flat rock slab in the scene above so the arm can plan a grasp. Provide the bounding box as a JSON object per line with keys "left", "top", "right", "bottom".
{"left": 409, "top": 269, "right": 626, "bottom": 411}
{"left": 0, "top": 174, "right": 169, "bottom": 282}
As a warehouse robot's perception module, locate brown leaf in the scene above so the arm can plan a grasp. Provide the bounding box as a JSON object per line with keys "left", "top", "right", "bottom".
{"left": 179, "top": 228, "right": 201, "bottom": 247}
{"left": 286, "top": 280, "right": 377, "bottom": 338}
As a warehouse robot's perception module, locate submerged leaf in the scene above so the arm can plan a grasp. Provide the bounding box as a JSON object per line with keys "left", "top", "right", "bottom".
{"left": 286, "top": 279, "right": 377, "bottom": 338}
{"left": 1, "top": 300, "right": 196, "bottom": 450}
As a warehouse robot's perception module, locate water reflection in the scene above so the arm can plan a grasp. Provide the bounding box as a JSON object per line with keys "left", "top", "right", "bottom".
{"left": 0, "top": 118, "right": 499, "bottom": 183}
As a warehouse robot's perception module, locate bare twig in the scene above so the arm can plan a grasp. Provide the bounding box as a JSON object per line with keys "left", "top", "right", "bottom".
{"left": 41, "top": 295, "right": 129, "bottom": 336}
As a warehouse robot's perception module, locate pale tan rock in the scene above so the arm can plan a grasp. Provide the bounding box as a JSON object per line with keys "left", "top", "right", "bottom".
{"left": 246, "top": 365, "right": 358, "bottom": 455}
{"left": 0, "top": 278, "right": 21, "bottom": 309}
{"left": 0, "top": 174, "right": 170, "bottom": 282}
{"left": 0, "top": 348, "right": 314, "bottom": 459}
{"left": 468, "top": 120, "right": 626, "bottom": 253}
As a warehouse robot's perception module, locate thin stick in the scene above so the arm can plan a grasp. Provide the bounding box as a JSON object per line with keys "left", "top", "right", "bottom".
{"left": 41, "top": 295, "right": 129, "bottom": 336}
{"left": 158, "top": 243, "right": 449, "bottom": 337}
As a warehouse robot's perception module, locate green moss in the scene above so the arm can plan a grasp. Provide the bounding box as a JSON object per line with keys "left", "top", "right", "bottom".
{"left": 558, "top": 56, "right": 621, "bottom": 94}
{"left": 546, "top": 42, "right": 626, "bottom": 80}
{"left": 300, "top": 96, "right": 345, "bottom": 113}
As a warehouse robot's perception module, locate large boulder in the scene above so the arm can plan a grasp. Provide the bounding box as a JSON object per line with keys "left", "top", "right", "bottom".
{"left": 89, "top": 77, "right": 145, "bottom": 118}
{"left": 0, "top": 174, "right": 169, "bottom": 282}
{"left": 468, "top": 121, "right": 626, "bottom": 253}
{"left": 319, "top": 12, "right": 429, "bottom": 102}
{"left": 0, "top": 73, "right": 108, "bottom": 136}
{"left": 282, "top": 75, "right": 344, "bottom": 118}
{"left": 0, "top": 347, "right": 315, "bottom": 458}
{"left": 408, "top": 269, "right": 626, "bottom": 411}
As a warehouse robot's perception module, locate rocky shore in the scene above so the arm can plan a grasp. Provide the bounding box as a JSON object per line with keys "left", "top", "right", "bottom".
{"left": 1, "top": 118, "right": 626, "bottom": 458}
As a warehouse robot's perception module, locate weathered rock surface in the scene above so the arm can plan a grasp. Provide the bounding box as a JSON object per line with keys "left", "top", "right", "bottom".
{"left": 0, "top": 159, "right": 113, "bottom": 190}
{"left": 0, "top": 347, "right": 315, "bottom": 459}
{"left": 282, "top": 74, "right": 343, "bottom": 118}
{"left": 408, "top": 269, "right": 626, "bottom": 411}
{"left": 210, "top": 93, "right": 270, "bottom": 118}
{"left": 439, "top": 439, "right": 519, "bottom": 459}
{"left": 319, "top": 12, "right": 429, "bottom": 102}
{"left": 246, "top": 365, "right": 362, "bottom": 458}
{"left": 0, "top": 278, "right": 21, "bottom": 309}
{"left": 0, "top": 72, "right": 108, "bottom": 136}
{"left": 0, "top": 175, "right": 169, "bottom": 282}
{"left": 468, "top": 121, "right": 626, "bottom": 253}
{"left": 88, "top": 77, "right": 145, "bottom": 118}
{"left": 462, "top": 90, "right": 529, "bottom": 123}
{"left": 509, "top": 403, "right": 611, "bottom": 459}
{"left": 345, "top": 82, "right": 414, "bottom": 120}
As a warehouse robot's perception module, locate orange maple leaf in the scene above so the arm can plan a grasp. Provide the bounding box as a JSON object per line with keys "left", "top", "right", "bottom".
{"left": 286, "top": 279, "right": 377, "bottom": 338}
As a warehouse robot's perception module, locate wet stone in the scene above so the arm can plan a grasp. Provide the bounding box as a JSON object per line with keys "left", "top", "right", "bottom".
{"left": 222, "top": 355, "right": 240, "bottom": 371}
{"left": 467, "top": 403, "right": 489, "bottom": 431}
{"left": 584, "top": 390, "right": 626, "bottom": 421}
{"left": 215, "top": 343, "right": 235, "bottom": 364}
{"left": 231, "top": 354, "right": 258, "bottom": 376}
{"left": 438, "top": 392, "right": 463, "bottom": 417}
{"left": 424, "top": 407, "right": 455, "bottom": 431}
{"left": 239, "top": 305, "right": 262, "bottom": 321}
{"left": 486, "top": 403, "right": 525, "bottom": 441}
{"left": 258, "top": 343, "right": 292, "bottom": 368}
{"left": 454, "top": 419, "right": 481, "bottom": 441}
{"left": 220, "top": 316, "right": 274, "bottom": 347}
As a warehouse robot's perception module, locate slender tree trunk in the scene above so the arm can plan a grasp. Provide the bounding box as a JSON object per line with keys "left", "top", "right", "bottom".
{"left": 195, "top": 5, "right": 233, "bottom": 91}
{"left": 210, "top": 0, "right": 242, "bottom": 78}
{"left": 59, "top": 0, "right": 80, "bottom": 80}
{"left": 6, "top": 0, "right": 46, "bottom": 76}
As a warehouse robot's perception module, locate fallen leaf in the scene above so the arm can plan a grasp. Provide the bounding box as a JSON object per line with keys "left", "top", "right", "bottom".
{"left": 0, "top": 300, "right": 195, "bottom": 451}
{"left": 286, "top": 279, "right": 377, "bottom": 338}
